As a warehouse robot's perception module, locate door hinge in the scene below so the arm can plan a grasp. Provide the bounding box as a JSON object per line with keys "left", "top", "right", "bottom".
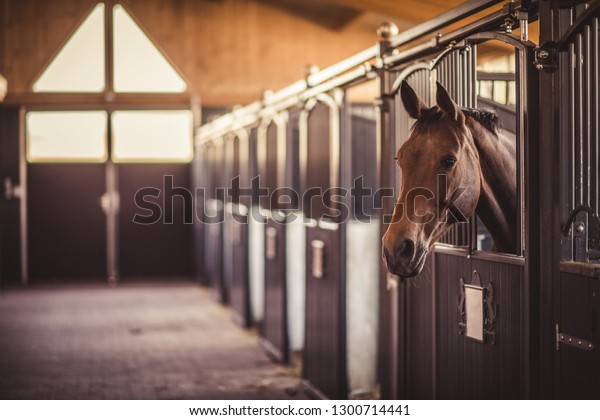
{"left": 556, "top": 324, "right": 594, "bottom": 351}
{"left": 534, "top": 42, "right": 558, "bottom": 71}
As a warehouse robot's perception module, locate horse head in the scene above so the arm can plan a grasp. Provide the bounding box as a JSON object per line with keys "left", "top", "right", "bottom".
{"left": 382, "top": 81, "right": 485, "bottom": 277}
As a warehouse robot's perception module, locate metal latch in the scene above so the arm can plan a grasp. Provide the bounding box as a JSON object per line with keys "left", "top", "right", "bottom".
{"left": 556, "top": 324, "right": 594, "bottom": 351}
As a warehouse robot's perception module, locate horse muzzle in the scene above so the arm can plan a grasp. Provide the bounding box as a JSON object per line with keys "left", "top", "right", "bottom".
{"left": 382, "top": 238, "right": 428, "bottom": 278}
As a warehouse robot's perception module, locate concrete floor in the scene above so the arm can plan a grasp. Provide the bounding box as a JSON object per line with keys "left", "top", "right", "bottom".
{"left": 0, "top": 281, "right": 306, "bottom": 399}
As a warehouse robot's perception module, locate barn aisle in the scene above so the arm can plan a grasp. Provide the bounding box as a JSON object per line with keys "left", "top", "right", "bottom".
{"left": 0, "top": 281, "right": 305, "bottom": 400}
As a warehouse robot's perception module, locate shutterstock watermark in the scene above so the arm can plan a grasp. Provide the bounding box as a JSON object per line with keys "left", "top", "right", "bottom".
{"left": 132, "top": 175, "right": 469, "bottom": 225}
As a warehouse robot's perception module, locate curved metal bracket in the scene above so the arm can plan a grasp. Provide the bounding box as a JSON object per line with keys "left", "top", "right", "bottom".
{"left": 562, "top": 204, "right": 600, "bottom": 237}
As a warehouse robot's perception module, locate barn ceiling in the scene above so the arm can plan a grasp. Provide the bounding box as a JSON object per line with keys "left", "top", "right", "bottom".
{"left": 256, "top": 0, "right": 470, "bottom": 31}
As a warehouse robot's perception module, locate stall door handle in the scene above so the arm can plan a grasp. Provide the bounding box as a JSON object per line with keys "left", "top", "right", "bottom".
{"left": 266, "top": 227, "right": 277, "bottom": 260}
{"left": 311, "top": 240, "right": 325, "bottom": 279}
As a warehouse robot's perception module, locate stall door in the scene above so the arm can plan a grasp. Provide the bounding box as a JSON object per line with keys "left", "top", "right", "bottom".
{"left": 27, "top": 111, "right": 108, "bottom": 281}
{"left": 117, "top": 164, "right": 192, "bottom": 278}
{"left": 386, "top": 35, "right": 537, "bottom": 399}
{"left": 555, "top": 4, "right": 600, "bottom": 399}
{"left": 261, "top": 119, "right": 289, "bottom": 359}
{"left": 302, "top": 98, "right": 347, "bottom": 399}
{"left": 28, "top": 164, "right": 107, "bottom": 280}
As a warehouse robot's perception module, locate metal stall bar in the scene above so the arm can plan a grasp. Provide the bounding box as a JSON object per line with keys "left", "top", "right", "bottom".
{"left": 388, "top": 0, "right": 505, "bottom": 49}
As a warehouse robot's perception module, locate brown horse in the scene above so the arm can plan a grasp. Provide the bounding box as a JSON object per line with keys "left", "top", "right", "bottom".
{"left": 382, "top": 81, "right": 517, "bottom": 277}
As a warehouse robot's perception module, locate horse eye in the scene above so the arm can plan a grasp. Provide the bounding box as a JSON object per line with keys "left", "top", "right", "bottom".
{"left": 441, "top": 156, "right": 457, "bottom": 169}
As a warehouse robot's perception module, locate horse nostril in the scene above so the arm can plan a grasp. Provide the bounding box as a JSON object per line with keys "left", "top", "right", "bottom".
{"left": 398, "top": 239, "right": 415, "bottom": 259}
{"left": 383, "top": 247, "right": 393, "bottom": 266}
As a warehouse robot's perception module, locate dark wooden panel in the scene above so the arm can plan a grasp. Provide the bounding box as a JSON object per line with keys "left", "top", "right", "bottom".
{"left": 192, "top": 156, "right": 206, "bottom": 284}
{"left": 257, "top": 122, "right": 279, "bottom": 209}
{"left": 117, "top": 164, "right": 192, "bottom": 278}
{"left": 204, "top": 143, "right": 227, "bottom": 303}
{"left": 262, "top": 218, "right": 288, "bottom": 362}
{"left": 400, "top": 255, "right": 435, "bottom": 399}
{"left": 28, "top": 163, "right": 106, "bottom": 280}
{"left": 304, "top": 103, "right": 331, "bottom": 220}
{"left": 227, "top": 207, "right": 251, "bottom": 327}
{"left": 350, "top": 110, "right": 377, "bottom": 219}
{"left": 557, "top": 271, "right": 600, "bottom": 399}
{"left": 285, "top": 110, "right": 301, "bottom": 209}
{"left": 435, "top": 254, "right": 524, "bottom": 399}
{"left": 205, "top": 213, "right": 225, "bottom": 302}
{"left": 0, "top": 107, "right": 21, "bottom": 284}
{"left": 303, "top": 224, "right": 346, "bottom": 399}
{"left": 379, "top": 270, "right": 399, "bottom": 400}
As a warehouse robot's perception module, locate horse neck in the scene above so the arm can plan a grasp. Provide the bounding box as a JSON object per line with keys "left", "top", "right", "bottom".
{"left": 467, "top": 119, "right": 517, "bottom": 253}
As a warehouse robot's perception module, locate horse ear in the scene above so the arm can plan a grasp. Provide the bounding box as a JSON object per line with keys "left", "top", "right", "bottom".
{"left": 400, "top": 80, "right": 427, "bottom": 120}
{"left": 435, "top": 82, "right": 465, "bottom": 124}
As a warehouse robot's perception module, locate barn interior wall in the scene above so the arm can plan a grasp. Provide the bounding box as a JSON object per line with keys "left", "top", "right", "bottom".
{"left": 1, "top": 0, "right": 391, "bottom": 107}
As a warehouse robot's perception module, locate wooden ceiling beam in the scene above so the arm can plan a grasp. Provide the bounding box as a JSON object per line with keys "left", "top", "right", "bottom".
{"left": 318, "top": 0, "right": 467, "bottom": 24}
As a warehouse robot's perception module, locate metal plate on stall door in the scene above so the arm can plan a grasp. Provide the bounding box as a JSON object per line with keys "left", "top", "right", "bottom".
{"left": 266, "top": 227, "right": 277, "bottom": 260}
{"left": 465, "top": 284, "right": 484, "bottom": 342}
{"left": 311, "top": 240, "right": 325, "bottom": 279}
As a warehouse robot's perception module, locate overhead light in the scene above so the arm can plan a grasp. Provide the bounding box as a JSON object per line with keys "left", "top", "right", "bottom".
{"left": 0, "top": 73, "right": 6, "bottom": 102}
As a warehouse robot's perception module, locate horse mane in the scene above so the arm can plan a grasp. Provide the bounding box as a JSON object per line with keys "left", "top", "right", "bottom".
{"left": 412, "top": 106, "right": 501, "bottom": 134}
{"left": 461, "top": 108, "right": 501, "bottom": 133}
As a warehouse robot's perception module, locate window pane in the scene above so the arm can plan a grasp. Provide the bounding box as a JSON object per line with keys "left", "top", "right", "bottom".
{"left": 33, "top": 3, "right": 105, "bottom": 92}
{"left": 27, "top": 111, "right": 108, "bottom": 162}
{"left": 111, "top": 110, "right": 193, "bottom": 162}
{"left": 113, "top": 5, "right": 186, "bottom": 93}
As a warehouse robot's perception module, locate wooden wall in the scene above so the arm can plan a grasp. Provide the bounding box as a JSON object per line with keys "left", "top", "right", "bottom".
{"left": 0, "top": 0, "right": 396, "bottom": 106}
{"left": 0, "top": 0, "right": 530, "bottom": 108}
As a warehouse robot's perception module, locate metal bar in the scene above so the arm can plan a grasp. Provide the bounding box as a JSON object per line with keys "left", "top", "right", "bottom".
{"left": 18, "top": 106, "right": 28, "bottom": 284}
{"left": 515, "top": 50, "right": 523, "bottom": 255}
{"left": 584, "top": 24, "right": 592, "bottom": 210}
{"left": 104, "top": 0, "right": 114, "bottom": 94}
{"left": 307, "top": 46, "right": 378, "bottom": 87}
{"left": 437, "top": 8, "right": 508, "bottom": 45}
{"left": 594, "top": 17, "right": 599, "bottom": 216}
{"left": 301, "top": 65, "right": 373, "bottom": 102}
{"left": 105, "top": 160, "right": 119, "bottom": 286}
{"left": 558, "top": 0, "right": 600, "bottom": 49}
{"left": 568, "top": 41, "right": 576, "bottom": 259}
{"left": 388, "top": 0, "right": 505, "bottom": 48}
{"left": 263, "top": 80, "right": 307, "bottom": 106}
{"left": 383, "top": 40, "right": 440, "bottom": 67}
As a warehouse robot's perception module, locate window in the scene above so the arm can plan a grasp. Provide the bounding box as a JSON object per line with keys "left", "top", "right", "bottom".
{"left": 29, "top": 3, "right": 192, "bottom": 164}
{"left": 111, "top": 110, "right": 193, "bottom": 162}
{"left": 27, "top": 111, "right": 108, "bottom": 162}
{"left": 112, "top": 5, "right": 186, "bottom": 93}
{"left": 33, "top": 4, "right": 105, "bottom": 92}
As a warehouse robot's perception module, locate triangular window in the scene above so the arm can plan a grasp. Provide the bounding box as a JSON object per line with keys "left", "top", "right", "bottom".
{"left": 32, "top": 2, "right": 187, "bottom": 93}
{"left": 113, "top": 5, "right": 186, "bottom": 93}
{"left": 33, "top": 4, "right": 105, "bottom": 92}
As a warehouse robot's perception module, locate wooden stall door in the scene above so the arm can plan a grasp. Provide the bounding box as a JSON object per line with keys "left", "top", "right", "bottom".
{"left": 28, "top": 164, "right": 107, "bottom": 280}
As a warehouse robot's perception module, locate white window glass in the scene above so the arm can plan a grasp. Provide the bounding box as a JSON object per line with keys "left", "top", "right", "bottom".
{"left": 113, "top": 5, "right": 187, "bottom": 93}
{"left": 27, "top": 111, "right": 108, "bottom": 162}
{"left": 33, "top": 4, "right": 105, "bottom": 92}
{"left": 111, "top": 110, "right": 193, "bottom": 162}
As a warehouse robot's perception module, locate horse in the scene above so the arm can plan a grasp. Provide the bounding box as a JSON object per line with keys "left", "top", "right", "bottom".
{"left": 382, "top": 81, "right": 517, "bottom": 278}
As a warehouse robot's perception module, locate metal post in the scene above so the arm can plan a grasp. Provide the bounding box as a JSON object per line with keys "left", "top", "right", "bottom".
{"left": 376, "top": 21, "right": 399, "bottom": 400}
